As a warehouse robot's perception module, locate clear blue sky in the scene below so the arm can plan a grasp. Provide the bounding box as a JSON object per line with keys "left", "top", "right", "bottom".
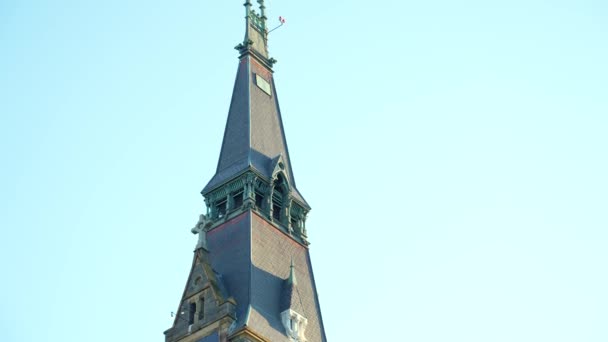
{"left": 1, "top": 1, "right": 607, "bottom": 341}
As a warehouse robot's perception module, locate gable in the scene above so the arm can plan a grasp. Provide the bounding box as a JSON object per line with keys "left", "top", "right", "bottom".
{"left": 165, "top": 250, "right": 236, "bottom": 342}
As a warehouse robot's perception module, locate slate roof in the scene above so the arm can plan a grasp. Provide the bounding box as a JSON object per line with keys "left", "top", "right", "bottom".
{"left": 168, "top": 5, "right": 325, "bottom": 341}
{"left": 197, "top": 10, "right": 323, "bottom": 340}
{"left": 201, "top": 55, "right": 308, "bottom": 207}
{"left": 206, "top": 211, "right": 326, "bottom": 342}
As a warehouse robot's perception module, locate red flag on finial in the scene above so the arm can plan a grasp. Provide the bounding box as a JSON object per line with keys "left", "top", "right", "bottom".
{"left": 279, "top": 16, "right": 286, "bottom": 24}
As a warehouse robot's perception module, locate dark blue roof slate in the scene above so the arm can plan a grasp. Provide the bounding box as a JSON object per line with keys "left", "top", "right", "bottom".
{"left": 206, "top": 211, "right": 326, "bottom": 342}
{"left": 206, "top": 213, "right": 252, "bottom": 328}
{"left": 201, "top": 56, "right": 308, "bottom": 207}
{"left": 250, "top": 212, "right": 326, "bottom": 342}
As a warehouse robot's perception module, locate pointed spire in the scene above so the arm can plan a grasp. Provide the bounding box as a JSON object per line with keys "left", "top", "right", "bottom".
{"left": 281, "top": 259, "right": 301, "bottom": 312}
{"left": 288, "top": 258, "right": 297, "bottom": 286}
{"left": 202, "top": 0, "right": 309, "bottom": 210}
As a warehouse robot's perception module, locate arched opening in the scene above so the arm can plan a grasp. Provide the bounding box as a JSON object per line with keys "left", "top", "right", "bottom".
{"left": 188, "top": 302, "right": 196, "bottom": 325}
{"left": 272, "top": 173, "right": 288, "bottom": 223}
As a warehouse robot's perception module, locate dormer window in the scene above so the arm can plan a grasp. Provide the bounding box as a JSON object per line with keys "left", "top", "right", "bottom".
{"left": 281, "top": 309, "right": 308, "bottom": 341}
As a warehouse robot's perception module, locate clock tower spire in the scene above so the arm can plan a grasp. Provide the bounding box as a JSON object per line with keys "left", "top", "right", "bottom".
{"left": 164, "top": 3, "right": 326, "bottom": 342}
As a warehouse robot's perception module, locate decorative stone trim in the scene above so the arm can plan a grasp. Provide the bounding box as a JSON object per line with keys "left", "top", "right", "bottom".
{"left": 203, "top": 170, "right": 309, "bottom": 243}
{"left": 280, "top": 309, "right": 308, "bottom": 342}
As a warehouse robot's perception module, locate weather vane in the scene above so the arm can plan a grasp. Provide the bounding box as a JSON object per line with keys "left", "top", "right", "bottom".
{"left": 268, "top": 16, "right": 286, "bottom": 34}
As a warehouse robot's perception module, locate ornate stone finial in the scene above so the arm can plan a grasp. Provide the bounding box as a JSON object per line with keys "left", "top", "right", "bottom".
{"left": 191, "top": 214, "right": 213, "bottom": 250}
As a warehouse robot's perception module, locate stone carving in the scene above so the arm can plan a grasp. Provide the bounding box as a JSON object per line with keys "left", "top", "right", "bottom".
{"left": 191, "top": 214, "right": 213, "bottom": 250}
{"left": 281, "top": 309, "right": 308, "bottom": 342}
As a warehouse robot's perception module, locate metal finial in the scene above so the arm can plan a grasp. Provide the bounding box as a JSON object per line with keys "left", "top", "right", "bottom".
{"left": 257, "top": 0, "right": 267, "bottom": 27}
{"left": 288, "top": 258, "right": 297, "bottom": 285}
{"left": 244, "top": 0, "right": 252, "bottom": 16}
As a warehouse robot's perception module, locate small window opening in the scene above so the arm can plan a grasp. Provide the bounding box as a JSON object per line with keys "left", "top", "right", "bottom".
{"left": 188, "top": 302, "right": 196, "bottom": 325}
{"left": 255, "top": 192, "right": 264, "bottom": 208}
{"left": 217, "top": 200, "right": 227, "bottom": 218}
{"left": 198, "top": 297, "right": 205, "bottom": 320}
{"left": 272, "top": 188, "right": 284, "bottom": 222}
{"left": 272, "top": 202, "right": 281, "bottom": 221}
{"left": 232, "top": 192, "right": 243, "bottom": 210}
{"left": 291, "top": 218, "right": 298, "bottom": 231}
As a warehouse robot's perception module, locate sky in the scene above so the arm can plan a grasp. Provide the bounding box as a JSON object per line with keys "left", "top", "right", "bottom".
{"left": 1, "top": 0, "right": 607, "bottom": 341}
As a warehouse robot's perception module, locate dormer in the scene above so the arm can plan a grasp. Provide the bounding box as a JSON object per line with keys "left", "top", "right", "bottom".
{"left": 280, "top": 261, "right": 308, "bottom": 341}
